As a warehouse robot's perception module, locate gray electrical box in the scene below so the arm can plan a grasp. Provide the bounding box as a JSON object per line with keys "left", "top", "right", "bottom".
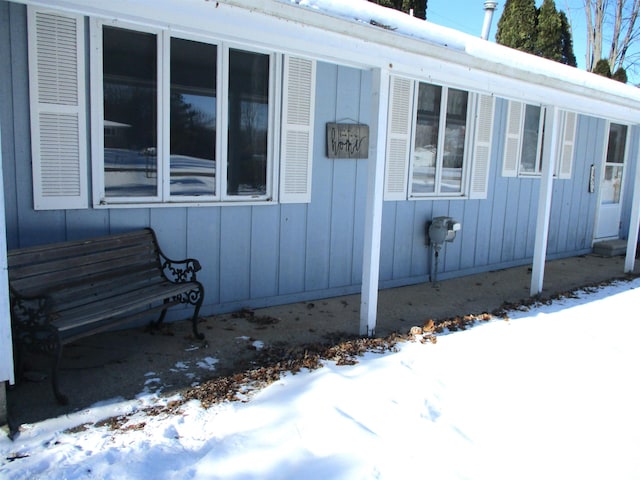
{"left": 426, "top": 216, "right": 461, "bottom": 246}
{"left": 425, "top": 216, "right": 461, "bottom": 285}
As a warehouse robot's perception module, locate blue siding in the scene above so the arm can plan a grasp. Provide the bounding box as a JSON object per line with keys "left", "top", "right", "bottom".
{"left": 250, "top": 206, "right": 280, "bottom": 299}
{"left": 0, "top": 1, "right": 18, "bottom": 250}
{"left": 278, "top": 204, "right": 307, "bottom": 296}
{"left": 220, "top": 207, "right": 252, "bottom": 303}
{"left": 186, "top": 207, "right": 220, "bottom": 305}
{"left": 1, "top": 1, "right": 638, "bottom": 320}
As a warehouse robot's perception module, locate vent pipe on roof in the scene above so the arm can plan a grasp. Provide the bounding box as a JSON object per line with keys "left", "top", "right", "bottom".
{"left": 481, "top": 1, "right": 498, "bottom": 40}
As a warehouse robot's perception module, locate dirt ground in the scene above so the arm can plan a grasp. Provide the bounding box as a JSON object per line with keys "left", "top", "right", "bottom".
{"left": 5, "top": 253, "right": 637, "bottom": 432}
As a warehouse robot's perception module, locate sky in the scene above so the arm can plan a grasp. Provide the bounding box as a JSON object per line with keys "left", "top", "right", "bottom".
{"left": 2, "top": 277, "right": 640, "bottom": 479}
{"left": 427, "top": 0, "right": 590, "bottom": 71}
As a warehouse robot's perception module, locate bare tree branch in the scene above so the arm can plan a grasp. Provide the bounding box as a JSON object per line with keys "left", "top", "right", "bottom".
{"left": 585, "top": 0, "right": 640, "bottom": 76}
{"left": 615, "top": 0, "right": 640, "bottom": 68}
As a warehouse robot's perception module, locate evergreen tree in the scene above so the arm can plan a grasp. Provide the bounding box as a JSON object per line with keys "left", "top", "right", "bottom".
{"left": 497, "top": 0, "right": 577, "bottom": 68}
{"left": 559, "top": 11, "right": 577, "bottom": 67}
{"left": 535, "top": 0, "right": 563, "bottom": 62}
{"left": 496, "top": 0, "right": 538, "bottom": 54}
{"left": 593, "top": 58, "right": 612, "bottom": 77}
{"left": 612, "top": 66, "right": 628, "bottom": 83}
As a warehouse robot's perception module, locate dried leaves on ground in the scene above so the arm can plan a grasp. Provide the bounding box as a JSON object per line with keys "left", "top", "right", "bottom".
{"left": 71, "top": 277, "right": 632, "bottom": 433}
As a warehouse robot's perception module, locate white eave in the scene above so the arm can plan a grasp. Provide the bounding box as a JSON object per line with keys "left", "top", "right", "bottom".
{"left": 18, "top": 0, "right": 640, "bottom": 122}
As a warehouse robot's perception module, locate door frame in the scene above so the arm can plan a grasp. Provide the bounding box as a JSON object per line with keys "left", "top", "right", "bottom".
{"left": 593, "top": 120, "right": 631, "bottom": 242}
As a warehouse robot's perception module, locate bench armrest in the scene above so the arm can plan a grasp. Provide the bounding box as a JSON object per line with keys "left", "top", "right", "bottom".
{"left": 159, "top": 255, "right": 201, "bottom": 283}
{"left": 10, "top": 289, "right": 54, "bottom": 331}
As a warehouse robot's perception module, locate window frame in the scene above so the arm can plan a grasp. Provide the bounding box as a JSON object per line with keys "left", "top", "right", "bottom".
{"left": 407, "top": 82, "right": 474, "bottom": 198}
{"left": 502, "top": 100, "right": 576, "bottom": 180}
{"left": 384, "top": 75, "right": 494, "bottom": 202}
{"left": 518, "top": 103, "right": 545, "bottom": 177}
{"left": 90, "top": 19, "right": 279, "bottom": 207}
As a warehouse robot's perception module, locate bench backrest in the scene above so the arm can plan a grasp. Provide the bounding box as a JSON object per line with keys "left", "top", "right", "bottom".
{"left": 8, "top": 229, "right": 163, "bottom": 298}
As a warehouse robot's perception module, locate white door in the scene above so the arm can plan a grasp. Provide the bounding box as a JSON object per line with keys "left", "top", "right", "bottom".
{"left": 595, "top": 122, "right": 628, "bottom": 240}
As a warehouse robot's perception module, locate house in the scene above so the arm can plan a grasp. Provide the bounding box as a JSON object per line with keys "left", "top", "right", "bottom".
{"left": 2, "top": 0, "right": 640, "bottom": 423}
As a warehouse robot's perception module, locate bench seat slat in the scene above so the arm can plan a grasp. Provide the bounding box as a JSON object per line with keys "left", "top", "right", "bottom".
{"left": 9, "top": 246, "right": 159, "bottom": 289}
{"left": 8, "top": 229, "right": 153, "bottom": 263}
{"left": 55, "top": 281, "right": 194, "bottom": 333}
{"left": 46, "top": 267, "right": 166, "bottom": 307}
{"left": 11, "top": 258, "right": 162, "bottom": 298}
{"left": 8, "top": 238, "right": 157, "bottom": 270}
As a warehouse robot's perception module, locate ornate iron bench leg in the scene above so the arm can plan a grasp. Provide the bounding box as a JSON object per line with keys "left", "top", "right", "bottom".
{"left": 149, "top": 302, "right": 170, "bottom": 331}
{"left": 191, "top": 302, "right": 204, "bottom": 340}
{"left": 50, "top": 340, "right": 68, "bottom": 405}
{"left": 190, "top": 283, "right": 205, "bottom": 340}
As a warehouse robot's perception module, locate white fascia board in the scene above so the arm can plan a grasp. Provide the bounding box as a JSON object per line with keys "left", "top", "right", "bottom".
{"left": 17, "top": 0, "right": 640, "bottom": 123}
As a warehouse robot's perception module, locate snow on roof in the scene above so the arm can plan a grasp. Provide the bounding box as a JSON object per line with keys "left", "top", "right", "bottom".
{"left": 282, "top": 0, "right": 640, "bottom": 104}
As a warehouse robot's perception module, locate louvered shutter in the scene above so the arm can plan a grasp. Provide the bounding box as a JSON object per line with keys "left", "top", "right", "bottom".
{"left": 280, "top": 56, "right": 316, "bottom": 204}
{"left": 28, "top": 8, "right": 87, "bottom": 210}
{"left": 502, "top": 100, "right": 523, "bottom": 177}
{"left": 469, "top": 94, "right": 495, "bottom": 199}
{"left": 557, "top": 111, "right": 576, "bottom": 179}
{"left": 384, "top": 76, "right": 414, "bottom": 201}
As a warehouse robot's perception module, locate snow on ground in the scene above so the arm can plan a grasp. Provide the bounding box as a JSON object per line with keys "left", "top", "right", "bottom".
{"left": 2, "top": 278, "right": 640, "bottom": 479}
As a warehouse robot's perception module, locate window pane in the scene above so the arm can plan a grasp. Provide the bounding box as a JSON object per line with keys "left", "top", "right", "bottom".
{"left": 103, "top": 27, "right": 157, "bottom": 197}
{"left": 607, "top": 123, "right": 627, "bottom": 164}
{"left": 441, "top": 88, "right": 468, "bottom": 193}
{"left": 412, "top": 83, "right": 441, "bottom": 194}
{"left": 170, "top": 38, "right": 217, "bottom": 196}
{"left": 520, "top": 105, "right": 541, "bottom": 174}
{"left": 601, "top": 165, "right": 623, "bottom": 204}
{"left": 227, "top": 49, "right": 269, "bottom": 196}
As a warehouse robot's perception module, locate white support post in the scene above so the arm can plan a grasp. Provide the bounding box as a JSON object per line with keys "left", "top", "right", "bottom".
{"left": 625, "top": 132, "right": 640, "bottom": 273}
{"left": 360, "top": 67, "right": 390, "bottom": 336}
{"left": 530, "top": 106, "right": 560, "bottom": 296}
{"left": 0, "top": 96, "right": 14, "bottom": 429}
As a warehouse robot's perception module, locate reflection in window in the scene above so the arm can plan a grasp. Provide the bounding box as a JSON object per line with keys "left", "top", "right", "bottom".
{"left": 602, "top": 123, "right": 627, "bottom": 205}
{"left": 412, "top": 83, "right": 441, "bottom": 194}
{"left": 103, "top": 27, "right": 158, "bottom": 197}
{"left": 607, "top": 123, "right": 627, "bottom": 164}
{"left": 601, "top": 166, "right": 623, "bottom": 204}
{"left": 227, "top": 49, "right": 269, "bottom": 196}
{"left": 442, "top": 88, "right": 468, "bottom": 192}
{"left": 520, "top": 105, "right": 542, "bottom": 174}
{"left": 170, "top": 38, "right": 217, "bottom": 196}
{"left": 412, "top": 83, "right": 468, "bottom": 195}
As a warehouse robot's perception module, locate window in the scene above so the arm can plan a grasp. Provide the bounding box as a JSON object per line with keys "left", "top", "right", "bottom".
{"left": 169, "top": 38, "right": 217, "bottom": 197}
{"left": 601, "top": 122, "right": 628, "bottom": 205}
{"left": 502, "top": 100, "right": 576, "bottom": 179}
{"left": 226, "top": 49, "right": 270, "bottom": 197}
{"left": 410, "top": 83, "right": 470, "bottom": 196}
{"left": 29, "top": 9, "right": 316, "bottom": 209}
{"left": 520, "top": 104, "right": 544, "bottom": 174}
{"left": 384, "top": 76, "right": 495, "bottom": 201}
{"left": 94, "top": 23, "right": 274, "bottom": 204}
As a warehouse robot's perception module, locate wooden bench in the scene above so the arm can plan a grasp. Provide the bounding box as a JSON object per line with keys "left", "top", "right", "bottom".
{"left": 8, "top": 228, "right": 205, "bottom": 405}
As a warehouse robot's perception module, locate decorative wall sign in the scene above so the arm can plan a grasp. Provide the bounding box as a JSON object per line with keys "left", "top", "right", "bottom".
{"left": 326, "top": 123, "right": 369, "bottom": 159}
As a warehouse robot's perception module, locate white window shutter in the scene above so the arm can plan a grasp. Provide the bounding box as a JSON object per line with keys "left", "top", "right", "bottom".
{"left": 469, "top": 94, "right": 495, "bottom": 199}
{"left": 557, "top": 111, "right": 576, "bottom": 179}
{"left": 502, "top": 100, "right": 523, "bottom": 177}
{"left": 28, "top": 8, "right": 87, "bottom": 210}
{"left": 280, "top": 56, "right": 316, "bottom": 204}
{"left": 384, "top": 76, "right": 413, "bottom": 201}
